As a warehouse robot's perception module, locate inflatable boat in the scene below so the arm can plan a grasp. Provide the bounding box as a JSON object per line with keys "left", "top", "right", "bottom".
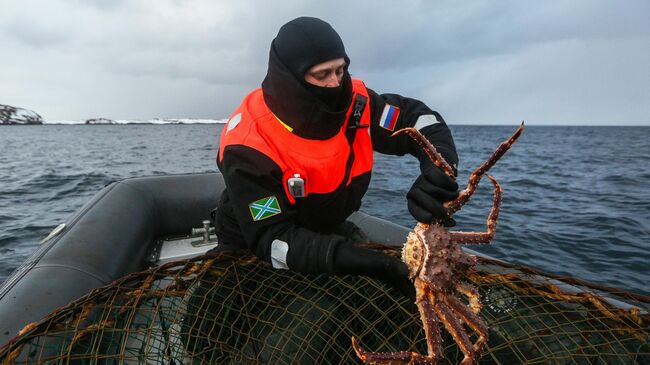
{"left": 0, "top": 173, "right": 411, "bottom": 344}
{"left": 0, "top": 173, "right": 647, "bottom": 364}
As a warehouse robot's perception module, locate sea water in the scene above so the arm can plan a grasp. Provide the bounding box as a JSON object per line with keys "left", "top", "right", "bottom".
{"left": 1, "top": 124, "right": 648, "bottom": 295}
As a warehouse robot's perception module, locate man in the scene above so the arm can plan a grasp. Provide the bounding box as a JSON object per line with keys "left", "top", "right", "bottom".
{"left": 215, "top": 17, "right": 458, "bottom": 290}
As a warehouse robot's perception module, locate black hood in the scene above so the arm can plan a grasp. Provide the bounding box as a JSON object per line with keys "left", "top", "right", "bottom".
{"left": 262, "top": 17, "right": 353, "bottom": 140}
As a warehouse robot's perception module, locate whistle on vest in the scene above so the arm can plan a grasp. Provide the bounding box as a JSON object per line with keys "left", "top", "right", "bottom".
{"left": 287, "top": 174, "right": 306, "bottom": 198}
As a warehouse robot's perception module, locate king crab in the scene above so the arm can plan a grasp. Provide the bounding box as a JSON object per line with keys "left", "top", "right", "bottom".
{"left": 352, "top": 122, "right": 525, "bottom": 365}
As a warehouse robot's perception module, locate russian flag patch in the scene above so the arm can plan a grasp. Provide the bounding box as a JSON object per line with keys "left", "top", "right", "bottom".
{"left": 379, "top": 104, "right": 400, "bottom": 131}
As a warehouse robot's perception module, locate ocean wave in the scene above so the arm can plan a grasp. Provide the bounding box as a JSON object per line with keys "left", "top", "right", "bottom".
{"left": 7, "top": 172, "right": 114, "bottom": 193}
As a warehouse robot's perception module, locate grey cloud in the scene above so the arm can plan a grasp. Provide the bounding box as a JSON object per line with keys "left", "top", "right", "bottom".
{"left": 1, "top": 17, "right": 71, "bottom": 47}
{"left": 65, "top": 0, "right": 125, "bottom": 11}
{"left": 417, "top": 36, "right": 650, "bottom": 124}
{"left": 0, "top": 0, "right": 647, "bottom": 124}
{"left": 102, "top": 47, "right": 260, "bottom": 87}
{"left": 341, "top": 1, "right": 650, "bottom": 72}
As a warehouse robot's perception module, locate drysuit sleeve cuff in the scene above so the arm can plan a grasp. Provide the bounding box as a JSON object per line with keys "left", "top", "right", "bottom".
{"left": 276, "top": 229, "right": 346, "bottom": 274}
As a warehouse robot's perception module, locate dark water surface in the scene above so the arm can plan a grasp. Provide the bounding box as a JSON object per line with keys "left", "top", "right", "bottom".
{"left": 1, "top": 124, "right": 649, "bottom": 296}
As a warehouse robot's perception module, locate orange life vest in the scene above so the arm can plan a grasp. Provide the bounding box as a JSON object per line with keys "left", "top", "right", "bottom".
{"left": 219, "top": 79, "right": 373, "bottom": 205}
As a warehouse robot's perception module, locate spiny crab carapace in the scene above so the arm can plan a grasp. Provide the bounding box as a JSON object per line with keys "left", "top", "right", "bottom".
{"left": 352, "top": 122, "right": 525, "bottom": 365}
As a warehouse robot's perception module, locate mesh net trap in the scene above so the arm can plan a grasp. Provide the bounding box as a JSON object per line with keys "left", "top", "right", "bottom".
{"left": 1, "top": 247, "right": 648, "bottom": 364}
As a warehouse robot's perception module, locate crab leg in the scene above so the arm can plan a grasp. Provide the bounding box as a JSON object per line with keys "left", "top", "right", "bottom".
{"left": 445, "top": 294, "right": 489, "bottom": 354}
{"left": 351, "top": 282, "right": 443, "bottom": 364}
{"left": 432, "top": 298, "right": 475, "bottom": 365}
{"left": 418, "top": 284, "right": 443, "bottom": 360}
{"left": 448, "top": 175, "right": 501, "bottom": 245}
{"left": 392, "top": 122, "right": 523, "bottom": 217}
{"left": 444, "top": 122, "right": 523, "bottom": 215}
{"left": 391, "top": 128, "right": 455, "bottom": 177}
{"left": 455, "top": 282, "right": 482, "bottom": 313}
{"left": 351, "top": 337, "right": 424, "bottom": 364}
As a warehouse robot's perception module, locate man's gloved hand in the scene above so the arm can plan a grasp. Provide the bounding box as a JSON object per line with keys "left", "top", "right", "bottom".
{"left": 332, "top": 221, "right": 370, "bottom": 245}
{"left": 331, "top": 241, "right": 415, "bottom": 301}
{"left": 407, "top": 159, "right": 459, "bottom": 226}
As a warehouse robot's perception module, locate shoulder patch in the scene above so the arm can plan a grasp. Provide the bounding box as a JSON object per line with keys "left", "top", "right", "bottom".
{"left": 248, "top": 195, "right": 282, "bottom": 221}
{"left": 414, "top": 114, "right": 440, "bottom": 130}
{"left": 379, "top": 104, "right": 400, "bottom": 131}
{"left": 226, "top": 112, "right": 242, "bottom": 133}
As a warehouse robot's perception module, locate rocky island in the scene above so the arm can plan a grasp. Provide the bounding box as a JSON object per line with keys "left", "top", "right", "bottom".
{"left": 0, "top": 104, "right": 43, "bottom": 125}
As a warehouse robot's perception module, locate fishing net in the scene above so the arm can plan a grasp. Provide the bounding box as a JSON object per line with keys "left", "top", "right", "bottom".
{"left": 1, "top": 247, "right": 648, "bottom": 365}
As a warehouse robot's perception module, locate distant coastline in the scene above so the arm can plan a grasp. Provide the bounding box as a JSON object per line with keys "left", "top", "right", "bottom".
{"left": 1, "top": 103, "right": 229, "bottom": 125}
{"left": 43, "top": 118, "right": 228, "bottom": 125}
{"left": 3, "top": 119, "right": 648, "bottom": 127}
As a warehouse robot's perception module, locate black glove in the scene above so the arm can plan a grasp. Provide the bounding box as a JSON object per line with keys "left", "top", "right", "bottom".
{"left": 331, "top": 242, "right": 415, "bottom": 301}
{"left": 407, "top": 159, "right": 459, "bottom": 225}
{"left": 332, "top": 221, "right": 370, "bottom": 245}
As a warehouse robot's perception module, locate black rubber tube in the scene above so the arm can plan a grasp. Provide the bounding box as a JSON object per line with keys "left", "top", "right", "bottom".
{"left": 0, "top": 172, "right": 225, "bottom": 346}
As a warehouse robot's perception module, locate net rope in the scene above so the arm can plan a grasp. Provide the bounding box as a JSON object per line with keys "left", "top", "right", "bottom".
{"left": 1, "top": 247, "right": 648, "bottom": 364}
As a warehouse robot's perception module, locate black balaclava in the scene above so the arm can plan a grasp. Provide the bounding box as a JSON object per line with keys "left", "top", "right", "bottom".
{"left": 262, "top": 17, "right": 354, "bottom": 140}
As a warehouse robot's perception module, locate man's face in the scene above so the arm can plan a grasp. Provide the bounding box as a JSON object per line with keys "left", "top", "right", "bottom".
{"left": 304, "top": 58, "right": 346, "bottom": 87}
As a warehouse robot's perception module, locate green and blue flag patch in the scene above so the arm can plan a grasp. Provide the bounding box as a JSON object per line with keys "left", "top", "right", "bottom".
{"left": 248, "top": 195, "right": 282, "bottom": 221}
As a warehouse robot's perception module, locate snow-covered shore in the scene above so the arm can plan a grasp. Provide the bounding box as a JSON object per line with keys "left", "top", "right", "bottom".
{"left": 1, "top": 103, "right": 226, "bottom": 125}
{"left": 45, "top": 118, "right": 227, "bottom": 125}
{"left": 0, "top": 104, "right": 44, "bottom": 124}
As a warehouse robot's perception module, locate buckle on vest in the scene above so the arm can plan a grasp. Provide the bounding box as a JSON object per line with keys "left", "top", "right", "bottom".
{"left": 347, "top": 94, "right": 369, "bottom": 130}
{"left": 287, "top": 174, "right": 306, "bottom": 198}
{"left": 347, "top": 123, "right": 369, "bottom": 130}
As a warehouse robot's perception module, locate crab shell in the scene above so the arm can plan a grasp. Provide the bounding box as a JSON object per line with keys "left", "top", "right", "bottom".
{"left": 401, "top": 230, "right": 424, "bottom": 280}
{"left": 402, "top": 223, "right": 460, "bottom": 291}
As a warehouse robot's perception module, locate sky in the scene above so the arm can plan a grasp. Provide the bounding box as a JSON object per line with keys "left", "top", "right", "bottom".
{"left": 0, "top": 0, "right": 648, "bottom": 125}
